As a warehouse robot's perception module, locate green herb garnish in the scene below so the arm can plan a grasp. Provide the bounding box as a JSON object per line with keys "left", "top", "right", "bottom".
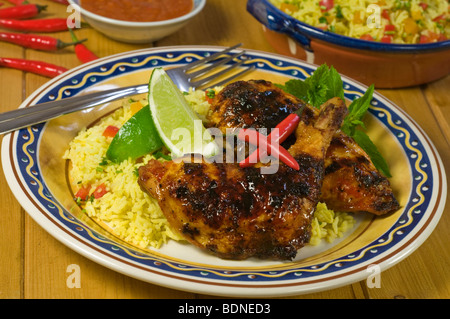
{"left": 277, "top": 64, "right": 345, "bottom": 109}
{"left": 335, "top": 5, "right": 344, "bottom": 19}
{"left": 319, "top": 16, "right": 328, "bottom": 24}
{"left": 340, "top": 84, "right": 391, "bottom": 177}
{"left": 154, "top": 151, "right": 172, "bottom": 161}
{"left": 206, "top": 89, "right": 216, "bottom": 100}
{"left": 277, "top": 64, "right": 391, "bottom": 177}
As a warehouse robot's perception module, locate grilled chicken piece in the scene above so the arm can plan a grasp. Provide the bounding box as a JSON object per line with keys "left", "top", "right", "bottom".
{"left": 207, "top": 79, "right": 306, "bottom": 134}
{"left": 207, "top": 80, "right": 399, "bottom": 215}
{"left": 138, "top": 98, "right": 347, "bottom": 260}
{"left": 321, "top": 131, "right": 400, "bottom": 215}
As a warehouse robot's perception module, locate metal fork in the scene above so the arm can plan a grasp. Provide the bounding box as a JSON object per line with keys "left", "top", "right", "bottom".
{"left": 0, "top": 44, "right": 254, "bottom": 135}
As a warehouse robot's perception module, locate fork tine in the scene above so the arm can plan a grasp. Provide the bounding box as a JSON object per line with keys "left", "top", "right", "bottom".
{"left": 180, "top": 43, "right": 242, "bottom": 71}
{"left": 204, "top": 65, "right": 256, "bottom": 89}
{"left": 191, "top": 59, "right": 255, "bottom": 89}
{"left": 190, "top": 59, "right": 246, "bottom": 88}
{"left": 187, "top": 51, "right": 245, "bottom": 79}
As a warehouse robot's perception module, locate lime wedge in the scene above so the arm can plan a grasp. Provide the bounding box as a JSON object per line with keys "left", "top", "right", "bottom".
{"left": 148, "top": 68, "right": 218, "bottom": 158}
{"left": 106, "top": 106, "right": 163, "bottom": 163}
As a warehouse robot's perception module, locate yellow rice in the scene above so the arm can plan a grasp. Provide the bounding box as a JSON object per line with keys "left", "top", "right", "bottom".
{"left": 270, "top": 0, "right": 449, "bottom": 43}
{"left": 63, "top": 89, "right": 355, "bottom": 251}
{"left": 310, "top": 202, "right": 356, "bottom": 245}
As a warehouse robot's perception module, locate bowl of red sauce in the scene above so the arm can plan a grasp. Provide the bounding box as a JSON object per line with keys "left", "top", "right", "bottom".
{"left": 68, "top": 0, "right": 206, "bottom": 43}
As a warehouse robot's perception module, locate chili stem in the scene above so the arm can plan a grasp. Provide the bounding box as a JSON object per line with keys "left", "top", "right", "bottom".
{"left": 0, "top": 32, "right": 86, "bottom": 51}
{"left": 68, "top": 28, "right": 98, "bottom": 63}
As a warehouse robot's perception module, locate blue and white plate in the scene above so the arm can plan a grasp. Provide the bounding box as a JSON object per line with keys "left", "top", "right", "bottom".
{"left": 1, "top": 46, "right": 446, "bottom": 297}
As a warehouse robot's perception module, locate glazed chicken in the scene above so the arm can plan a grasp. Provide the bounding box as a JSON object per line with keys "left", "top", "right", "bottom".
{"left": 139, "top": 97, "right": 347, "bottom": 260}
{"left": 322, "top": 131, "right": 400, "bottom": 215}
{"left": 207, "top": 80, "right": 399, "bottom": 215}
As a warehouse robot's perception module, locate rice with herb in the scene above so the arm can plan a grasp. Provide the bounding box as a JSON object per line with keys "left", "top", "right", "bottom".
{"left": 270, "top": 0, "right": 449, "bottom": 43}
{"left": 63, "top": 88, "right": 355, "bottom": 251}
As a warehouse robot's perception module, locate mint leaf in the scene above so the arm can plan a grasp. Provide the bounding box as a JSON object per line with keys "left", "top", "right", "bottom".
{"left": 341, "top": 84, "right": 391, "bottom": 177}
{"left": 347, "top": 84, "right": 374, "bottom": 122}
{"left": 278, "top": 65, "right": 391, "bottom": 177}
{"left": 341, "top": 85, "right": 374, "bottom": 136}
{"left": 351, "top": 130, "right": 392, "bottom": 177}
{"left": 278, "top": 64, "right": 344, "bottom": 108}
{"left": 280, "top": 79, "right": 309, "bottom": 101}
{"left": 326, "top": 66, "right": 345, "bottom": 101}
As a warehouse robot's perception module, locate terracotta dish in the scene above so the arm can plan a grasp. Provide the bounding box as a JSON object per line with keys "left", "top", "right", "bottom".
{"left": 247, "top": 0, "right": 450, "bottom": 88}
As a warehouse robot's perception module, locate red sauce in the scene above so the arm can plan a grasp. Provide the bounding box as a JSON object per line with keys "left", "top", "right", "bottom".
{"left": 80, "top": 0, "right": 194, "bottom": 22}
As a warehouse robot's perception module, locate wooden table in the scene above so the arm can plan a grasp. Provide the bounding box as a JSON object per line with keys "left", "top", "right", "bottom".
{"left": 0, "top": 0, "right": 448, "bottom": 299}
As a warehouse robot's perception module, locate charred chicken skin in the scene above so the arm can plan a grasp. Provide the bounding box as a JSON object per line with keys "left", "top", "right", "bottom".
{"left": 321, "top": 131, "right": 400, "bottom": 215}
{"left": 139, "top": 97, "right": 347, "bottom": 260}
{"left": 207, "top": 80, "right": 399, "bottom": 215}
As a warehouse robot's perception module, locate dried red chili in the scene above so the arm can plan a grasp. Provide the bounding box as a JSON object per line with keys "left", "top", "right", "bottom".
{"left": 68, "top": 28, "right": 98, "bottom": 63}
{"left": 0, "top": 32, "right": 86, "bottom": 51}
{"left": 0, "top": 4, "right": 46, "bottom": 20}
{"left": 0, "top": 57, "right": 67, "bottom": 78}
{"left": 0, "top": 18, "right": 69, "bottom": 32}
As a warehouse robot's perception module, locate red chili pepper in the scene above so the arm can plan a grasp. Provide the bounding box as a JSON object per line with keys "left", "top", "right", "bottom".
{"left": 0, "top": 4, "right": 46, "bottom": 19}
{"left": 0, "top": 31, "right": 86, "bottom": 51}
{"left": 382, "top": 9, "right": 390, "bottom": 20}
{"left": 0, "top": 18, "right": 69, "bottom": 32}
{"left": 102, "top": 125, "right": 119, "bottom": 138}
{"left": 69, "top": 28, "right": 98, "bottom": 63}
{"left": 239, "top": 106, "right": 305, "bottom": 170}
{"left": 0, "top": 57, "right": 67, "bottom": 78}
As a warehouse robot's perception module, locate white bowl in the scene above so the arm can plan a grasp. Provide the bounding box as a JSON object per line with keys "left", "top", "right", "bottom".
{"left": 68, "top": 0, "right": 206, "bottom": 44}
